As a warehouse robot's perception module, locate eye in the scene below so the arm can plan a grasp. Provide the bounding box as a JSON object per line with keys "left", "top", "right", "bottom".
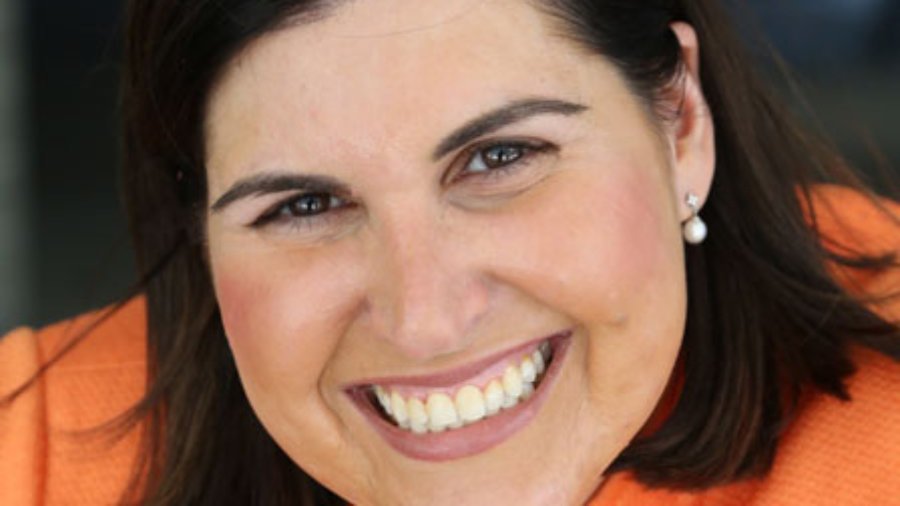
{"left": 252, "top": 191, "right": 352, "bottom": 229}
{"left": 467, "top": 144, "right": 528, "bottom": 173}
{"left": 450, "top": 139, "right": 554, "bottom": 185}
{"left": 282, "top": 192, "right": 337, "bottom": 216}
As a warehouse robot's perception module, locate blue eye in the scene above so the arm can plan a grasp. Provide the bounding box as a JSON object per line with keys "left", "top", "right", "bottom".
{"left": 281, "top": 192, "right": 338, "bottom": 217}
{"left": 253, "top": 192, "right": 351, "bottom": 228}
{"left": 456, "top": 140, "right": 553, "bottom": 184}
{"left": 467, "top": 144, "right": 527, "bottom": 173}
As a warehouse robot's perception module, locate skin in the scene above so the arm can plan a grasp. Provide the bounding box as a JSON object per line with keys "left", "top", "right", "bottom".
{"left": 204, "top": 1, "right": 714, "bottom": 504}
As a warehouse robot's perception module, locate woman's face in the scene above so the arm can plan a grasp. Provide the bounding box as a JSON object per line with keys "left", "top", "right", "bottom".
{"left": 205, "top": 1, "right": 711, "bottom": 504}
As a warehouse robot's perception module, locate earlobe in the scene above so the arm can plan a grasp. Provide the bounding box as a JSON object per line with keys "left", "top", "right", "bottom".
{"left": 667, "top": 21, "right": 715, "bottom": 222}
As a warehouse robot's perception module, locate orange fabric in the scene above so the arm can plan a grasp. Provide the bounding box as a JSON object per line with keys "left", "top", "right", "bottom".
{"left": 1, "top": 185, "right": 898, "bottom": 505}
{"left": 1, "top": 299, "right": 146, "bottom": 505}
{"left": 589, "top": 186, "right": 900, "bottom": 506}
{"left": 589, "top": 346, "right": 900, "bottom": 506}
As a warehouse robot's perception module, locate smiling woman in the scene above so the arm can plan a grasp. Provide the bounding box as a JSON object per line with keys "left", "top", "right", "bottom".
{"left": 2, "top": 1, "right": 900, "bottom": 505}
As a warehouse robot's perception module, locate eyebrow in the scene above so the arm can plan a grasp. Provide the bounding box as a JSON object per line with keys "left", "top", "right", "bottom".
{"left": 210, "top": 97, "right": 588, "bottom": 212}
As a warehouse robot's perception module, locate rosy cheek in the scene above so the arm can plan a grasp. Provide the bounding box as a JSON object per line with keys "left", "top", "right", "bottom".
{"left": 213, "top": 264, "right": 290, "bottom": 383}
{"left": 592, "top": 167, "right": 686, "bottom": 386}
{"left": 211, "top": 247, "right": 364, "bottom": 390}
{"left": 506, "top": 164, "right": 675, "bottom": 321}
{"left": 599, "top": 168, "right": 676, "bottom": 283}
{"left": 214, "top": 269, "right": 264, "bottom": 349}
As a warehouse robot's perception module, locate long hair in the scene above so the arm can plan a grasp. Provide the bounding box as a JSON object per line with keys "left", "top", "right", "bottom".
{"left": 8, "top": 1, "right": 899, "bottom": 504}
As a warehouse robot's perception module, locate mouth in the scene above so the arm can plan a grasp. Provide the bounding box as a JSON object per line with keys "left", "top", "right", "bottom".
{"left": 346, "top": 330, "right": 573, "bottom": 461}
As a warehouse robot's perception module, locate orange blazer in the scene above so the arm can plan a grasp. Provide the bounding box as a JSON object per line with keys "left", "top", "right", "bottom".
{"left": 2, "top": 185, "right": 899, "bottom": 505}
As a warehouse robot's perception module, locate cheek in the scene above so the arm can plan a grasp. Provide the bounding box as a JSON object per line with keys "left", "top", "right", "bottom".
{"left": 582, "top": 175, "right": 672, "bottom": 298}
{"left": 567, "top": 165, "right": 684, "bottom": 346}
{"left": 491, "top": 161, "right": 683, "bottom": 423}
{"left": 497, "top": 164, "right": 679, "bottom": 323}
{"left": 595, "top": 168, "right": 680, "bottom": 316}
{"left": 210, "top": 245, "right": 364, "bottom": 396}
{"left": 568, "top": 167, "right": 685, "bottom": 423}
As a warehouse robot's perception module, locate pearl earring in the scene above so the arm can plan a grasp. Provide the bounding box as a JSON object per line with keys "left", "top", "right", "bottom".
{"left": 682, "top": 192, "right": 707, "bottom": 245}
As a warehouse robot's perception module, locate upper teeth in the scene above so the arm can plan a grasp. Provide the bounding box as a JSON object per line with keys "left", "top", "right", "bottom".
{"left": 372, "top": 343, "right": 551, "bottom": 434}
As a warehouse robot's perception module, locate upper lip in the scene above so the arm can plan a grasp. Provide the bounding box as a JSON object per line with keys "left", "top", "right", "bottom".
{"left": 344, "top": 329, "right": 571, "bottom": 391}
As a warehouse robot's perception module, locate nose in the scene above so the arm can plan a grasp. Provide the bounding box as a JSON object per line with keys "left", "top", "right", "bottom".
{"left": 364, "top": 206, "right": 489, "bottom": 361}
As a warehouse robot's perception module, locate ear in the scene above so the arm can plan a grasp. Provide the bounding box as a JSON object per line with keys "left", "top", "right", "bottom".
{"left": 667, "top": 21, "right": 715, "bottom": 221}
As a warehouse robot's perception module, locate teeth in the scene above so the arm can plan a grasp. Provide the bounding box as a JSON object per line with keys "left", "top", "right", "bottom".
{"left": 426, "top": 393, "right": 459, "bottom": 432}
{"left": 521, "top": 382, "right": 534, "bottom": 400}
{"left": 539, "top": 341, "right": 551, "bottom": 360}
{"left": 408, "top": 398, "right": 428, "bottom": 434}
{"left": 502, "top": 364, "right": 523, "bottom": 400}
{"left": 484, "top": 380, "right": 504, "bottom": 415}
{"left": 375, "top": 386, "right": 392, "bottom": 415}
{"left": 373, "top": 339, "right": 554, "bottom": 433}
{"left": 455, "top": 385, "right": 487, "bottom": 423}
{"left": 520, "top": 356, "right": 537, "bottom": 383}
{"left": 532, "top": 350, "right": 545, "bottom": 375}
{"left": 390, "top": 391, "right": 409, "bottom": 429}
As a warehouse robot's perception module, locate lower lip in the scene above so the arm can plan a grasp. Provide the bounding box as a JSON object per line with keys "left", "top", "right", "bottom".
{"left": 349, "top": 331, "right": 573, "bottom": 461}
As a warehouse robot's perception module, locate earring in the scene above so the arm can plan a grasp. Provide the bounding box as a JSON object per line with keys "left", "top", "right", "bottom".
{"left": 682, "top": 192, "right": 707, "bottom": 245}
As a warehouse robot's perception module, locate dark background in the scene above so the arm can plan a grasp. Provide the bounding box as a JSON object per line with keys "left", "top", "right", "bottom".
{"left": 1, "top": 0, "right": 898, "bottom": 333}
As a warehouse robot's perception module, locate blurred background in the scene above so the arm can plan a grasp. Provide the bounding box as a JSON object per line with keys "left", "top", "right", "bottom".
{"left": 0, "top": 0, "right": 898, "bottom": 333}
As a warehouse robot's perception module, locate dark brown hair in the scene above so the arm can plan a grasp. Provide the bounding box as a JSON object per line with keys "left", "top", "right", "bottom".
{"left": 6, "top": 0, "right": 900, "bottom": 504}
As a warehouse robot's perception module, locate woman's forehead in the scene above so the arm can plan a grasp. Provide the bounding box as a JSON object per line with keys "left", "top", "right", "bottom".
{"left": 208, "top": 0, "right": 575, "bottom": 120}
{"left": 310, "top": 0, "right": 499, "bottom": 37}
{"left": 204, "top": 0, "right": 615, "bottom": 186}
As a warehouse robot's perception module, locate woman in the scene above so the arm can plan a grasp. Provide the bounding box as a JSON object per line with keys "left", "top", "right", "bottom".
{"left": 2, "top": 0, "right": 900, "bottom": 504}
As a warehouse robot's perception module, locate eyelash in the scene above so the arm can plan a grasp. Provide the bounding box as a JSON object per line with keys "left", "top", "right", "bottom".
{"left": 251, "top": 191, "right": 353, "bottom": 230}
{"left": 251, "top": 139, "right": 554, "bottom": 231}
{"left": 448, "top": 139, "right": 551, "bottom": 184}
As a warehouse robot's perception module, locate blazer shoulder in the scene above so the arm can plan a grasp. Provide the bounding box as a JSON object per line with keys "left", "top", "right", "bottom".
{"left": 34, "top": 296, "right": 147, "bottom": 370}
{"left": 750, "top": 347, "right": 900, "bottom": 505}
{"left": 0, "top": 298, "right": 148, "bottom": 505}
